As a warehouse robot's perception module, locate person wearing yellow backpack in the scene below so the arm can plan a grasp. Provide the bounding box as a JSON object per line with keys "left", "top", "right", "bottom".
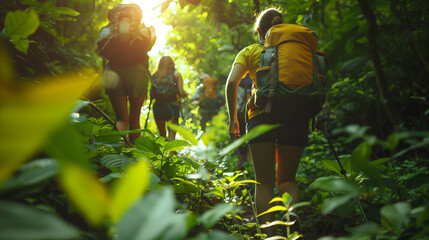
{"left": 226, "top": 7, "right": 326, "bottom": 237}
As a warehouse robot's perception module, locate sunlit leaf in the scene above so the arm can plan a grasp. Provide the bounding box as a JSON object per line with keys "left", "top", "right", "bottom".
{"left": 58, "top": 163, "right": 108, "bottom": 226}
{"left": 166, "top": 122, "right": 198, "bottom": 145}
{"left": 258, "top": 206, "right": 288, "bottom": 217}
{"left": 0, "top": 201, "right": 79, "bottom": 239}
{"left": 165, "top": 139, "right": 191, "bottom": 152}
{"left": 135, "top": 136, "right": 161, "bottom": 154}
{"left": 0, "top": 73, "right": 97, "bottom": 185}
{"left": 289, "top": 201, "right": 311, "bottom": 212}
{"left": 49, "top": 7, "right": 80, "bottom": 16}
{"left": 282, "top": 192, "right": 293, "bottom": 205}
{"left": 261, "top": 220, "right": 294, "bottom": 228}
{"left": 221, "top": 124, "right": 280, "bottom": 156}
{"left": 109, "top": 160, "right": 150, "bottom": 223}
{"left": 4, "top": 10, "right": 39, "bottom": 40}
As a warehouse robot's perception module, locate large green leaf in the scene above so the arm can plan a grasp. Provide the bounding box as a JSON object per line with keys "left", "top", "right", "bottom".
{"left": 164, "top": 139, "right": 192, "bottom": 152}
{"left": 0, "top": 201, "right": 79, "bottom": 240}
{"left": 381, "top": 202, "right": 411, "bottom": 235}
{"left": 4, "top": 10, "right": 39, "bottom": 54}
{"left": 322, "top": 194, "right": 356, "bottom": 215}
{"left": 58, "top": 163, "right": 109, "bottom": 226}
{"left": 0, "top": 158, "right": 58, "bottom": 193}
{"left": 309, "top": 177, "right": 360, "bottom": 193}
{"left": 199, "top": 203, "right": 239, "bottom": 230}
{"left": 0, "top": 73, "right": 97, "bottom": 185}
{"left": 100, "top": 154, "right": 134, "bottom": 172}
{"left": 109, "top": 160, "right": 150, "bottom": 223}
{"left": 114, "top": 187, "right": 189, "bottom": 240}
{"left": 166, "top": 122, "right": 198, "bottom": 146}
{"left": 4, "top": 10, "right": 39, "bottom": 40}
{"left": 135, "top": 136, "right": 161, "bottom": 154}
{"left": 351, "top": 142, "right": 382, "bottom": 185}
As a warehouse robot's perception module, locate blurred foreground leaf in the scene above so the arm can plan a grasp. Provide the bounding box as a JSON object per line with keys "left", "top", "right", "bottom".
{"left": 58, "top": 163, "right": 109, "bottom": 226}
{"left": 0, "top": 72, "right": 97, "bottom": 185}
{"left": 0, "top": 200, "right": 79, "bottom": 240}
{"left": 109, "top": 160, "right": 150, "bottom": 223}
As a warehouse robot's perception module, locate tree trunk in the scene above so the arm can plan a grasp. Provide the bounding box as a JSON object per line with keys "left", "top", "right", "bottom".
{"left": 357, "top": 0, "right": 400, "bottom": 128}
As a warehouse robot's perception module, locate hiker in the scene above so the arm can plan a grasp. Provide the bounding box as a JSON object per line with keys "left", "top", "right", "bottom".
{"left": 191, "top": 74, "right": 225, "bottom": 131}
{"left": 226, "top": 7, "right": 324, "bottom": 236}
{"left": 150, "top": 56, "right": 187, "bottom": 141}
{"left": 97, "top": 4, "right": 156, "bottom": 144}
{"left": 235, "top": 74, "right": 252, "bottom": 170}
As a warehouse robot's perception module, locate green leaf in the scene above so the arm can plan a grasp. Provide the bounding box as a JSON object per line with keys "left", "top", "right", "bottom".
{"left": 10, "top": 38, "right": 30, "bottom": 54}
{"left": 221, "top": 124, "right": 280, "bottom": 156}
{"left": 100, "top": 154, "right": 134, "bottom": 172}
{"left": 199, "top": 203, "right": 238, "bottom": 230}
{"left": 282, "top": 192, "right": 293, "bottom": 205}
{"left": 58, "top": 163, "right": 108, "bottom": 226}
{"left": 164, "top": 139, "right": 191, "bottom": 152}
{"left": 49, "top": 7, "right": 80, "bottom": 16}
{"left": 381, "top": 202, "right": 411, "bottom": 235}
{"left": 258, "top": 206, "right": 288, "bottom": 217}
{"left": 351, "top": 142, "right": 382, "bottom": 185}
{"left": 345, "top": 38, "right": 354, "bottom": 54}
{"left": 166, "top": 122, "right": 198, "bottom": 146}
{"left": 0, "top": 73, "right": 97, "bottom": 185}
{"left": 0, "top": 201, "right": 79, "bottom": 239}
{"left": 4, "top": 10, "right": 39, "bottom": 40}
{"left": 115, "top": 187, "right": 189, "bottom": 240}
{"left": 289, "top": 201, "right": 311, "bottom": 212}
{"left": 109, "top": 160, "right": 150, "bottom": 223}
{"left": 0, "top": 158, "right": 58, "bottom": 192}
{"left": 309, "top": 177, "right": 359, "bottom": 193}
{"left": 135, "top": 136, "right": 161, "bottom": 154}
{"left": 322, "top": 194, "right": 355, "bottom": 214}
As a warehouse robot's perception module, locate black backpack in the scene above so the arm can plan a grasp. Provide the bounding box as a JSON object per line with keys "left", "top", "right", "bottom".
{"left": 150, "top": 72, "right": 179, "bottom": 103}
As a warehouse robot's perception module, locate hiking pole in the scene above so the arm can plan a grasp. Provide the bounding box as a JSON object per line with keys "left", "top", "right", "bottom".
{"left": 144, "top": 98, "right": 153, "bottom": 129}
{"left": 235, "top": 138, "right": 261, "bottom": 235}
{"left": 320, "top": 111, "right": 368, "bottom": 223}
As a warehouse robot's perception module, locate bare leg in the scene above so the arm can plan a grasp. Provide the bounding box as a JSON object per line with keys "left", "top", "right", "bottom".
{"left": 108, "top": 95, "right": 129, "bottom": 132}
{"left": 155, "top": 119, "right": 167, "bottom": 138}
{"left": 249, "top": 142, "right": 277, "bottom": 237}
{"left": 129, "top": 96, "right": 145, "bottom": 144}
{"left": 276, "top": 144, "right": 304, "bottom": 206}
{"left": 167, "top": 118, "right": 178, "bottom": 142}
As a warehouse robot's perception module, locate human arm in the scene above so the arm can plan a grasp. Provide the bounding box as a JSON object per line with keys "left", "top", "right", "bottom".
{"left": 225, "top": 63, "right": 248, "bottom": 138}
{"left": 175, "top": 71, "right": 188, "bottom": 98}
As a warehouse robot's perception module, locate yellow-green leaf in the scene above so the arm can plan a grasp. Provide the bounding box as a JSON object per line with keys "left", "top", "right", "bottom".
{"left": 257, "top": 205, "right": 288, "bottom": 217}
{"left": 166, "top": 122, "right": 198, "bottom": 146}
{"left": 4, "top": 10, "right": 39, "bottom": 40}
{"left": 109, "top": 160, "right": 150, "bottom": 223}
{"left": 58, "top": 163, "right": 109, "bottom": 226}
{"left": 0, "top": 72, "right": 97, "bottom": 185}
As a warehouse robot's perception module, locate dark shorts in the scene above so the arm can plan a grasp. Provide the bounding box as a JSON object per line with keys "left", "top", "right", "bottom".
{"left": 153, "top": 102, "right": 180, "bottom": 121}
{"left": 104, "top": 63, "right": 149, "bottom": 97}
{"left": 246, "top": 106, "right": 310, "bottom": 147}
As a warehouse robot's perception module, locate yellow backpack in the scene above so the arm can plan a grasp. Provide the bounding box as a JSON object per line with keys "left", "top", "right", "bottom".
{"left": 253, "top": 23, "right": 328, "bottom": 119}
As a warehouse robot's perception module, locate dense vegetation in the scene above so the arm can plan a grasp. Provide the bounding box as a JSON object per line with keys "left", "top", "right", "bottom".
{"left": 1, "top": 0, "right": 428, "bottom": 239}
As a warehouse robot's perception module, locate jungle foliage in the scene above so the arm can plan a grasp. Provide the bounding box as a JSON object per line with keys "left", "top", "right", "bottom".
{"left": 0, "top": 0, "right": 429, "bottom": 239}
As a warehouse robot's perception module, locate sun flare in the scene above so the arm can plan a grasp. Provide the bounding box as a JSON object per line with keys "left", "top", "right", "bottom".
{"left": 122, "top": 0, "right": 172, "bottom": 54}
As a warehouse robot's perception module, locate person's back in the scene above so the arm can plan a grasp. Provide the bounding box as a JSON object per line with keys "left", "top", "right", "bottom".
{"left": 97, "top": 4, "right": 156, "bottom": 144}
{"left": 225, "top": 7, "right": 321, "bottom": 237}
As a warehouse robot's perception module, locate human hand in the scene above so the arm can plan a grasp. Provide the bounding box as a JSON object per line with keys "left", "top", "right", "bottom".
{"left": 229, "top": 119, "right": 241, "bottom": 139}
